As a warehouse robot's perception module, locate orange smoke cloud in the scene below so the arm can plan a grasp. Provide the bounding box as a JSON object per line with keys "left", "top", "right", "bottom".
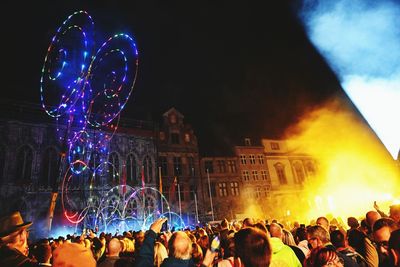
{"left": 284, "top": 97, "right": 400, "bottom": 222}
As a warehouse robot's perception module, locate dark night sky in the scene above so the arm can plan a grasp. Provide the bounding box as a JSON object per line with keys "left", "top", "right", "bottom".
{"left": 2, "top": 0, "right": 350, "bottom": 155}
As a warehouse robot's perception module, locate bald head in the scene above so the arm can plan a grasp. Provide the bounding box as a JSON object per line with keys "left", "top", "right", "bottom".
{"left": 366, "top": 211, "right": 381, "bottom": 228}
{"left": 269, "top": 223, "right": 283, "bottom": 239}
{"left": 168, "top": 231, "right": 192, "bottom": 260}
{"left": 108, "top": 238, "right": 122, "bottom": 256}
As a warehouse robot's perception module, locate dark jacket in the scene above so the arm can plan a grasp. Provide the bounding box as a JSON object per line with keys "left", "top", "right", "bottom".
{"left": 135, "top": 230, "right": 157, "bottom": 267}
{"left": 0, "top": 246, "right": 39, "bottom": 267}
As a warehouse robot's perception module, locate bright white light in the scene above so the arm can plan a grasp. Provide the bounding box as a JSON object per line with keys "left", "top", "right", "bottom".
{"left": 299, "top": 0, "right": 400, "bottom": 159}
{"left": 343, "top": 75, "right": 400, "bottom": 158}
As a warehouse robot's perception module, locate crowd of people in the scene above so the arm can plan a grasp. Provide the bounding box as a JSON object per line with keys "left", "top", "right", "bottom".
{"left": 0, "top": 203, "right": 399, "bottom": 267}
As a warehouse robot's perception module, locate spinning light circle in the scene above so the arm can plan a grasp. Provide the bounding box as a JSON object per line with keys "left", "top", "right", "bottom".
{"left": 41, "top": 11, "right": 140, "bottom": 224}
{"left": 85, "top": 34, "right": 139, "bottom": 127}
{"left": 40, "top": 11, "right": 95, "bottom": 118}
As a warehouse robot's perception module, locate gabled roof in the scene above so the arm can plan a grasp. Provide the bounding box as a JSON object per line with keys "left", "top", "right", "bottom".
{"left": 162, "top": 107, "right": 184, "bottom": 119}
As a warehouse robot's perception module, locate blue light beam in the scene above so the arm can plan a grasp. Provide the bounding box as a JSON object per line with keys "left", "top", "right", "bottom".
{"left": 298, "top": 0, "right": 400, "bottom": 159}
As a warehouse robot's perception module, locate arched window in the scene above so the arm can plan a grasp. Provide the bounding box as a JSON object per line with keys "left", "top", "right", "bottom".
{"left": 0, "top": 145, "right": 5, "bottom": 184}
{"left": 306, "top": 161, "right": 316, "bottom": 177}
{"left": 16, "top": 145, "right": 33, "bottom": 184}
{"left": 143, "top": 155, "right": 153, "bottom": 184}
{"left": 293, "top": 162, "right": 305, "bottom": 183}
{"left": 274, "top": 163, "right": 287, "bottom": 185}
{"left": 89, "top": 152, "right": 101, "bottom": 186}
{"left": 40, "top": 147, "right": 58, "bottom": 188}
{"left": 126, "top": 153, "right": 137, "bottom": 185}
{"left": 108, "top": 152, "right": 120, "bottom": 184}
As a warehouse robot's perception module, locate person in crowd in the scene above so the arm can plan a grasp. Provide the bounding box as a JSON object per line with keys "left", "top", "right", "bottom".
{"left": 219, "top": 218, "right": 230, "bottom": 258}
{"left": 216, "top": 237, "right": 235, "bottom": 267}
{"left": 190, "top": 243, "right": 203, "bottom": 267}
{"left": 347, "top": 217, "right": 360, "bottom": 234}
{"left": 160, "top": 231, "right": 193, "bottom": 266}
{"left": 358, "top": 220, "right": 369, "bottom": 236}
{"left": 306, "top": 225, "right": 358, "bottom": 267}
{"left": 32, "top": 240, "right": 52, "bottom": 266}
{"left": 305, "top": 246, "right": 344, "bottom": 267}
{"left": 316, "top": 217, "right": 330, "bottom": 232}
{"left": 135, "top": 217, "right": 167, "bottom": 267}
{"left": 372, "top": 217, "right": 399, "bottom": 267}
{"left": 231, "top": 221, "right": 241, "bottom": 232}
{"left": 295, "top": 226, "right": 311, "bottom": 258}
{"left": 154, "top": 241, "right": 168, "bottom": 267}
{"left": 366, "top": 211, "right": 381, "bottom": 236}
{"left": 136, "top": 218, "right": 216, "bottom": 267}
{"left": 253, "top": 222, "right": 269, "bottom": 235}
{"left": 268, "top": 223, "right": 302, "bottom": 267}
{"left": 291, "top": 221, "right": 301, "bottom": 237}
{"left": 0, "top": 211, "right": 39, "bottom": 266}
{"left": 234, "top": 227, "right": 272, "bottom": 267}
{"left": 389, "top": 204, "right": 400, "bottom": 225}
{"left": 120, "top": 237, "right": 135, "bottom": 259}
{"left": 373, "top": 201, "right": 400, "bottom": 225}
{"left": 330, "top": 230, "right": 367, "bottom": 267}
{"left": 92, "top": 235, "right": 106, "bottom": 262}
{"left": 347, "top": 228, "right": 378, "bottom": 267}
{"left": 52, "top": 242, "right": 96, "bottom": 267}
{"left": 196, "top": 229, "right": 209, "bottom": 256}
{"left": 242, "top": 218, "right": 254, "bottom": 228}
{"left": 282, "top": 228, "right": 306, "bottom": 265}
{"left": 388, "top": 229, "right": 400, "bottom": 267}
{"left": 98, "top": 238, "right": 122, "bottom": 267}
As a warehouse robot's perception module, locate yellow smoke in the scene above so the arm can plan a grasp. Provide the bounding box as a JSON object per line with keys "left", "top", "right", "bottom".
{"left": 284, "top": 97, "right": 400, "bottom": 223}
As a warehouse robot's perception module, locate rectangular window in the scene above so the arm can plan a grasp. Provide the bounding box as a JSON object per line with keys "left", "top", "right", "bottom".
{"left": 210, "top": 182, "right": 216, "bottom": 197}
{"left": 258, "top": 154, "right": 264, "bottom": 164}
{"left": 276, "top": 167, "right": 287, "bottom": 184}
{"left": 227, "top": 160, "right": 237, "bottom": 173}
{"left": 240, "top": 155, "right": 246, "bottom": 164}
{"left": 261, "top": 170, "right": 268, "bottom": 180}
{"left": 271, "top": 142, "right": 280, "bottom": 150}
{"left": 249, "top": 155, "right": 256, "bottom": 164}
{"left": 244, "top": 138, "right": 252, "bottom": 146}
{"left": 264, "top": 187, "right": 270, "bottom": 197}
{"left": 252, "top": 170, "right": 258, "bottom": 180}
{"left": 171, "top": 133, "right": 180, "bottom": 144}
{"left": 173, "top": 157, "right": 182, "bottom": 176}
{"left": 205, "top": 160, "right": 214, "bottom": 173}
{"left": 256, "top": 187, "right": 262, "bottom": 198}
{"left": 218, "top": 183, "right": 228, "bottom": 197}
{"left": 230, "top": 182, "right": 239, "bottom": 196}
{"left": 159, "top": 156, "right": 168, "bottom": 176}
{"left": 188, "top": 157, "right": 195, "bottom": 176}
{"left": 184, "top": 133, "right": 191, "bottom": 143}
{"left": 217, "top": 160, "right": 226, "bottom": 173}
{"left": 242, "top": 170, "right": 250, "bottom": 181}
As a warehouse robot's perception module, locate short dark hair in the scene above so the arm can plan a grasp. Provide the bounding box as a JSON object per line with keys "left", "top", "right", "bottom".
{"left": 33, "top": 243, "right": 52, "bottom": 263}
{"left": 372, "top": 217, "right": 398, "bottom": 233}
{"left": 330, "top": 230, "right": 345, "bottom": 248}
{"left": 234, "top": 227, "right": 271, "bottom": 267}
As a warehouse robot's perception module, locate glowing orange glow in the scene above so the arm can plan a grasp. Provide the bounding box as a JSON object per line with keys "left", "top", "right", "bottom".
{"left": 283, "top": 98, "right": 400, "bottom": 223}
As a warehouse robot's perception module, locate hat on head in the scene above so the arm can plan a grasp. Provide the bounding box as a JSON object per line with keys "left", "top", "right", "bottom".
{"left": 0, "top": 211, "right": 32, "bottom": 238}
